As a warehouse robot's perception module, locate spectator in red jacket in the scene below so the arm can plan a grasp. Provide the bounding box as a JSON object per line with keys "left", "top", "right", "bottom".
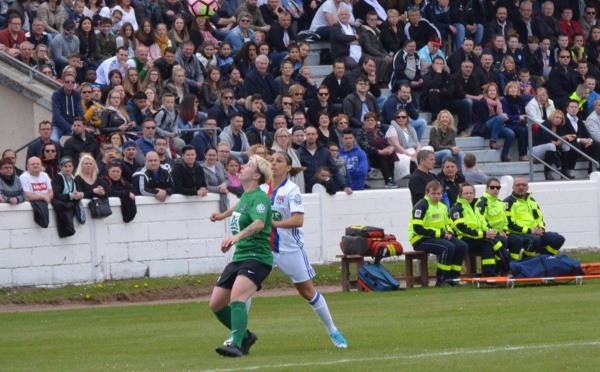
{"left": 0, "top": 14, "right": 27, "bottom": 57}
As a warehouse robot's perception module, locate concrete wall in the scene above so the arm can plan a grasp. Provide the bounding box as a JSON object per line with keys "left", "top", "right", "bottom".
{"left": 2, "top": 175, "right": 600, "bottom": 288}
{"left": 0, "top": 69, "right": 54, "bottom": 169}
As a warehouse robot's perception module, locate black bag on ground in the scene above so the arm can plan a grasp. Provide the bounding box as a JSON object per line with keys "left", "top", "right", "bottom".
{"left": 89, "top": 197, "right": 112, "bottom": 218}
{"left": 357, "top": 263, "right": 401, "bottom": 292}
{"left": 510, "top": 254, "right": 584, "bottom": 278}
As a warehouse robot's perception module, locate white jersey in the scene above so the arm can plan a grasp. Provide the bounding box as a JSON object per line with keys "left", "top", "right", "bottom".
{"left": 260, "top": 178, "right": 305, "bottom": 254}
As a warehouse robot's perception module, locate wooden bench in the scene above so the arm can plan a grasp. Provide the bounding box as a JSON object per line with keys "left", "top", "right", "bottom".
{"left": 336, "top": 254, "right": 365, "bottom": 291}
{"left": 402, "top": 251, "right": 430, "bottom": 288}
{"left": 464, "top": 251, "right": 483, "bottom": 277}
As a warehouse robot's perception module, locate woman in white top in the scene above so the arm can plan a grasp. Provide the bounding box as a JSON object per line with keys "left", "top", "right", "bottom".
{"left": 271, "top": 127, "right": 305, "bottom": 193}
{"left": 113, "top": 0, "right": 138, "bottom": 31}
{"left": 386, "top": 108, "right": 423, "bottom": 179}
{"left": 260, "top": 151, "right": 347, "bottom": 349}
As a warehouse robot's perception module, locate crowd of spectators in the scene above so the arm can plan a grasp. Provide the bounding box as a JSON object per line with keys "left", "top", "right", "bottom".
{"left": 2, "top": 0, "right": 600, "bottom": 219}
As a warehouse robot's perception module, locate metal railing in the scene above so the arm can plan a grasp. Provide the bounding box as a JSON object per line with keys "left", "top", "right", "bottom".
{"left": 0, "top": 50, "right": 62, "bottom": 89}
{"left": 527, "top": 121, "right": 599, "bottom": 181}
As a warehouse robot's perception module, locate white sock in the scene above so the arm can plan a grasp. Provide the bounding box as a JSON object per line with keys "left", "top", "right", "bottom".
{"left": 308, "top": 291, "right": 336, "bottom": 334}
{"left": 245, "top": 298, "right": 252, "bottom": 313}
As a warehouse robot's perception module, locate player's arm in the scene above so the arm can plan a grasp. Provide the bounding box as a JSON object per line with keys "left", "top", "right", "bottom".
{"left": 273, "top": 212, "right": 304, "bottom": 228}
{"left": 221, "top": 219, "right": 265, "bottom": 252}
{"left": 211, "top": 202, "right": 239, "bottom": 221}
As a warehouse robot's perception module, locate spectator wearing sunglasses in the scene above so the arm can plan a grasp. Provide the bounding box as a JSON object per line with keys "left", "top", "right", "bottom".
{"left": 476, "top": 177, "right": 523, "bottom": 265}
{"left": 50, "top": 69, "right": 84, "bottom": 142}
{"left": 50, "top": 19, "right": 80, "bottom": 75}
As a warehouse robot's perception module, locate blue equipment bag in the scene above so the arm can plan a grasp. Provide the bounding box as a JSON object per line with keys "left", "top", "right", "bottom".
{"left": 357, "top": 263, "right": 401, "bottom": 291}
{"left": 510, "top": 254, "right": 584, "bottom": 278}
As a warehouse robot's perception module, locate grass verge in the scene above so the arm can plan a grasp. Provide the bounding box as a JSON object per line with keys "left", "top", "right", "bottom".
{"left": 1, "top": 251, "right": 599, "bottom": 306}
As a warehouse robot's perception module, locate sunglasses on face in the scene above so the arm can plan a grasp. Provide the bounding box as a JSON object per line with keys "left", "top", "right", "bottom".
{"left": 45, "top": 149, "right": 57, "bottom": 153}
{"left": 64, "top": 80, "right": 75, "bottom": 84}
{"left": 396, "top": 115, "right": 407, "bottom": 119}
{"left": 282, "top": 102, "right": 292, "bottom": 106}
{"left": 489, "top": 185, "right": 501, "bottom": 190}
{"left": 318, "top": 92, "right": 329, "bottom": 96}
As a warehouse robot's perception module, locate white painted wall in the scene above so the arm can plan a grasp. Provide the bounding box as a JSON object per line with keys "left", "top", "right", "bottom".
{"left": 2, "top": 175, "right": 600, "bottom": 288}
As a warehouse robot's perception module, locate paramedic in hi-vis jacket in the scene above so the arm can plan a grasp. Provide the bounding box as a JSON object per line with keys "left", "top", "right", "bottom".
{"left": 504, "top": 177, "right": 565, "bottom": 258}
{"left": 409, "top": 181, "right": 468, "bottom": 287}
{"left": 450, "top": 183, "right": 508, "bottom": 277}
{"left": 476, "top": 177, "right": 523, "bottom": 268}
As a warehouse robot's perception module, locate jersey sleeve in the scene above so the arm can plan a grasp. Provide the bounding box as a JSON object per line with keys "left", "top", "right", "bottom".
{"left": 287, "top": 184, "right": 304, "bottom": 215}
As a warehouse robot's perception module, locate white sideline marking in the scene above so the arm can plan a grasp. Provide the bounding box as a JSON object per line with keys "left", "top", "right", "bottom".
{"left": 202, "top": 340, "right": 600, "bottom": 372}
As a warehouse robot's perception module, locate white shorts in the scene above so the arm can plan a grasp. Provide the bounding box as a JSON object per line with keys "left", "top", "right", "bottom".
{"left": 274, "top": 249, "right": 316, "bottom": 284}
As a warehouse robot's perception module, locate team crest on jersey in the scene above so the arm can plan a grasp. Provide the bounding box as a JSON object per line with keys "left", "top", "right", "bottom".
{"left": 256, "top": 203, "right": 266, "bottom": 213}
{"left": 276, "top": 195, "right": 285, "bottom": 204}
{"left": 293, "top": 194, "right": 302, "bottom": 205}
{"left": 414, "top": 210, "right": 422, "bottom": 218}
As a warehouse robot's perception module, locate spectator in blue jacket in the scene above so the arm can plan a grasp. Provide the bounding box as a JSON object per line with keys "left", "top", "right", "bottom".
{"left": 51, "top": 69, "right": 84, "bottom": 142}
{"left": 298, "top": 126, "right": 352, "bottom": 194}
{"left": 126, "top": 91, "right": 151, "bottom": 131}
{"left": 135, "top": 117, "right": 160, "bottom": 163}
{"left": 338, "top": 129, "right": 368, "bottom": 191}
{"left": 382, "top": 83, "right": 426, "bottom": 140}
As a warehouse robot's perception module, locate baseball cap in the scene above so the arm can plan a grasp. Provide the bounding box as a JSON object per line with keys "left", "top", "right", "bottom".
{"left": 123, "top": 140, "right": 137, "bottom": 149}
{"left": 429, "top": 36, "right": 442, "bottom": 47}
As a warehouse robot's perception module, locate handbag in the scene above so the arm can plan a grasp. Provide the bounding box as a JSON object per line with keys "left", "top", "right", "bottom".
{"left": 75, "top": 200, "right": 87, "bottom": 224}
{"left": 89, "top": 197, "right": 112, "bottom": 218}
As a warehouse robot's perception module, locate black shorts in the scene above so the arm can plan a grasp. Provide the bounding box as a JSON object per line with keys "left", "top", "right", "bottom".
{"left": 216, "top": 260, "right": 273, "bottom": 291}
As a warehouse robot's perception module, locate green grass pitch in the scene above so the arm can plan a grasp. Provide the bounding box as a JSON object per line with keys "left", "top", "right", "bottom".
{"left": 2, "top": 281, "right": 600, "bottom": 371}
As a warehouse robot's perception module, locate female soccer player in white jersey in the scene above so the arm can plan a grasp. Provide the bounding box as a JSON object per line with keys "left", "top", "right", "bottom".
{"left": 260, "top": 151, "right": 348, "bottom": 349}
{"left": 211, "top": 152, "right": 348, "bottom": 351}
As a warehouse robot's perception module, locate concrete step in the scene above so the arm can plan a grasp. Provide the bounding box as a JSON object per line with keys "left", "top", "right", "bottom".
{"left": 365, "top": 161, "right": 592, "bottom": 189}
{"left": 478, "top": 159, "right": 591, "bottom": 176}
{"left": 308, "top": 65, "right": 333, "bottom": 78}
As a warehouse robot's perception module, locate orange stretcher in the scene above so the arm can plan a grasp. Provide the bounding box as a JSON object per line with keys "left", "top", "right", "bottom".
{"left": 582, "top": 263, "right": 600, "bottom": 275}
{"left": 458, "top": 274, "right": 600, "bottom": 288}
